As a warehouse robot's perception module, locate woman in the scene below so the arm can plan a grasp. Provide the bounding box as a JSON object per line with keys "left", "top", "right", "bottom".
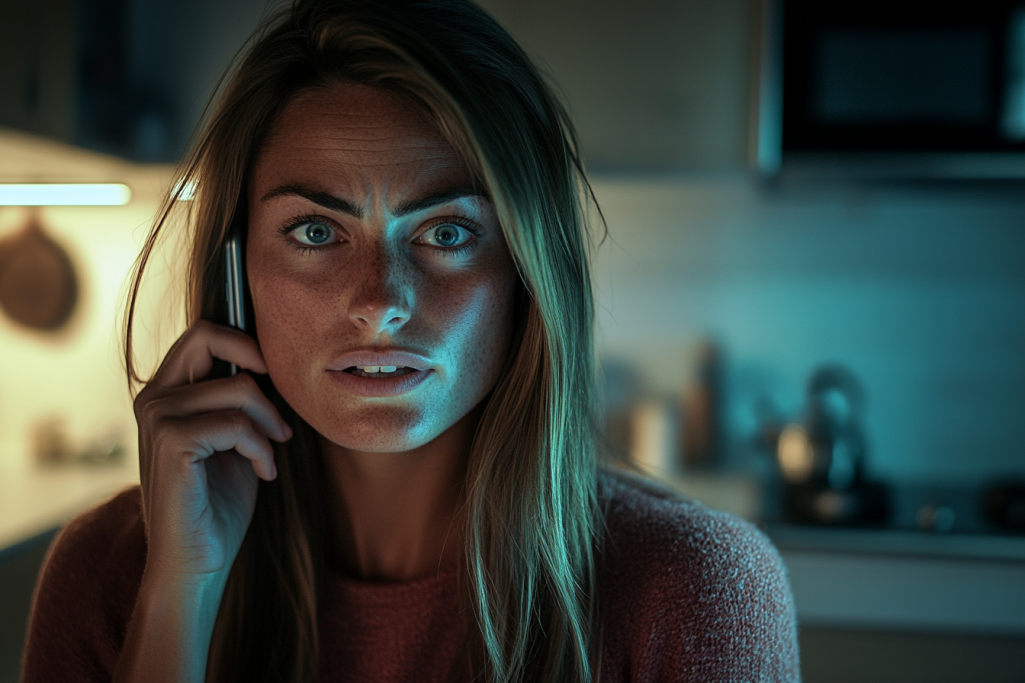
{"left": 22, "top": 1, "right": 799, "bottom": 681}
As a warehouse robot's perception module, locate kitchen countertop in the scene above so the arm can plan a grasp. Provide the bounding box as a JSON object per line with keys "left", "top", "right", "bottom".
{"left": 0, "top": 464, "right": 139, "bottom": 560}
{"left": 766, "top": 523, "right": 1025, "bottom": 636}
{"left": 649, "top": 467, "right": 1025, "bottom": 636}
{"left": 766, "top": 522, "right": 1025, "bottom": 562}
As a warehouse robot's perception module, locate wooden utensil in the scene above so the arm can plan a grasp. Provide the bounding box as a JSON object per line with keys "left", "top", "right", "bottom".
{"left": 0, "top": 213, "right": 79, "bottom": 331}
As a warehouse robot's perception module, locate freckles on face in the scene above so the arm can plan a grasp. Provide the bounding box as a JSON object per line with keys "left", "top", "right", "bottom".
{"left": 245, "top": 84, "right": 519, "bottom": 453}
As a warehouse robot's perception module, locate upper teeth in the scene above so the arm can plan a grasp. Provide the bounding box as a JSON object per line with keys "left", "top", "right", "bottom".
{"left": 357, "top": 365, "right": 397, "bottom": 373}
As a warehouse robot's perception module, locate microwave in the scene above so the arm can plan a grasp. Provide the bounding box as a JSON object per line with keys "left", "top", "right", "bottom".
{"left": 753, "top": 0, "right": 1025, "bottom": 177}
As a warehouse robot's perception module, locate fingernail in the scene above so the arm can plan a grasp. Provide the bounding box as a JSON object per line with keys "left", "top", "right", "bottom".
{"left": 281, "top": 423, "right": 293, "bottom": 441}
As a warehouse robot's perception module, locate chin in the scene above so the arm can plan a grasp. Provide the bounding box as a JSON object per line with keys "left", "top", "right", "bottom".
{"left": 309, "top": 404, "right": 440, "bottom": 453}
{"left": 323, "top": 429, "right": 430, "bottom": 453}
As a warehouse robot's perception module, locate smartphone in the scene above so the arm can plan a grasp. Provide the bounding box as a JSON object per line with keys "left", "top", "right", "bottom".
{"left": 224, "top": 232, "right": 247, "bottom": 375}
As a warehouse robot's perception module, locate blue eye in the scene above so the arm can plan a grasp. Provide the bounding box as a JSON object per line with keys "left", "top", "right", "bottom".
{"left": 419, "top": 223, "right": 473, "bottom": 248}
{"left": 291, "top": 221, "right": 336, "bottom": 246}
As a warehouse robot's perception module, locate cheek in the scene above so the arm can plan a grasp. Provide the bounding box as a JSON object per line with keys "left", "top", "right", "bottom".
{"left": 247, "top": 254, "right": 329, "bottom": 388}
{"left": 437, "top": 268, "right": 518, "bottom": 392}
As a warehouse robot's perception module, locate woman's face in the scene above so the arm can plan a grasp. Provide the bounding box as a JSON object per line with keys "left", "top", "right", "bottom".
{"left": 247, "top": 84, "right": 519, "bottom": 452}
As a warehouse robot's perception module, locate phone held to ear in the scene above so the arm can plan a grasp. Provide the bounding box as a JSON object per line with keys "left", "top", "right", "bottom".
{"left": 224, "top": 232, "right": 247, "bottom": 376}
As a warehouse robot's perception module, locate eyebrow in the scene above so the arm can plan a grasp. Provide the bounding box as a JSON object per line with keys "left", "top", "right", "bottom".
{"left": 261, "top": 185, "right": 363, "bottom": 218}
{"left": 260, "top": 184, "right": 490, "bottom": 218}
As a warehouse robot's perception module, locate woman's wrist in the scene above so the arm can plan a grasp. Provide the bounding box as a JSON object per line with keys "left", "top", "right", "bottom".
{"left": 136, "top": 564, "right": 231, "bottom": 641}
{"left": 114, "top": 568, "right": 231, "bottom": 683}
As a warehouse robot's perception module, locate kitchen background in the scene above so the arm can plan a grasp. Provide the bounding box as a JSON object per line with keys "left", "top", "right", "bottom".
{"left": 1, "top": 0, "right": 1024, "bottom": 681}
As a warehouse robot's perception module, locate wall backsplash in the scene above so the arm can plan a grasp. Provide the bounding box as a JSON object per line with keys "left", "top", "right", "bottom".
{"left": 0, "top": 132, "right": 175, "bottom": 470}
{"left": 590, "top": 175, "right": 1025, "bottom": 487}
{"left": 0, "top": 204, "right": 146, "bottom": 468}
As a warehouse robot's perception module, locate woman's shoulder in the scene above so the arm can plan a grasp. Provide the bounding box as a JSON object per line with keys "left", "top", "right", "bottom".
{"left": 22, "top": 486, "right": 147, "bottom": 683}
{"left": 596, "top": 468, "right": 800, "bottom": 682}
{"left": 598, "top": 468, "right": 779, "bottom": 566}
{"left": 43, "top": 485, "right": 147, "bottom": 583}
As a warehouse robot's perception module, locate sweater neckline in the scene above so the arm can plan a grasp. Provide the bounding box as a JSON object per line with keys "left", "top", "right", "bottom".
{"left": 325, "top": 561, "right": 459, "bottom": 596}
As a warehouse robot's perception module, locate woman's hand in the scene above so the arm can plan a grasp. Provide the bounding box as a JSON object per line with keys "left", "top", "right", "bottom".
{"left": 115, "top": 320, "right": 293, "bottom": 682}
{"left": 133, "top": 319, "right": 292, "bottom": 581}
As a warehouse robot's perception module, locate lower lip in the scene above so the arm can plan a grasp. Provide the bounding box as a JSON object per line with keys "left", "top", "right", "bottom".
{"left": 328, "top": 369, "right": 431, "bottom": 397}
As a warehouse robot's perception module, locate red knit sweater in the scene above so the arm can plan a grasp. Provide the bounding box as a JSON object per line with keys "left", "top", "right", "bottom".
{"left": 21, "top": 471, "right": 800, "bottom": 682}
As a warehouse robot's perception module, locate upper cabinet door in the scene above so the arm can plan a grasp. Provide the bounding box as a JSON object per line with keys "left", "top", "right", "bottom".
{"left": 0, "top": 0, "right": 77, "bottom": 144}
{"left": 478, "top": 0, "right": 756, "bottom": 172}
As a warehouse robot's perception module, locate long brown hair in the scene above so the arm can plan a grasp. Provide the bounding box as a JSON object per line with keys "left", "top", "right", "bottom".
{"left": 124, "top": 1, "right": 603, "bottom": 681}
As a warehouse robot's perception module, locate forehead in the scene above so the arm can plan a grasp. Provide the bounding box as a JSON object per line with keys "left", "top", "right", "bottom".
{"left": 254, "top": 83, "right": 470, "bottom": 197}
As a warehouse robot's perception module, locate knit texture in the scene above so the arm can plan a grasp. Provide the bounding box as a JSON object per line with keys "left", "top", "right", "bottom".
{"left": 21, "top": 470, "right": 800, "bottom": 682}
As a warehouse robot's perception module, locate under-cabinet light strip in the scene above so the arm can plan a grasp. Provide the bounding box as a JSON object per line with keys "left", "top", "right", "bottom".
{"left": 0, "top": 183, "right": 132, "bottom": 206}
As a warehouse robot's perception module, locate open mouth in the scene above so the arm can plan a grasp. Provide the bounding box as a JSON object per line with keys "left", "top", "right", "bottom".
{"left": 344, "top": 365, "right": 418, "bottom": 378}
{"left": 331, "top": 361, "right": 430, "bottom": 397}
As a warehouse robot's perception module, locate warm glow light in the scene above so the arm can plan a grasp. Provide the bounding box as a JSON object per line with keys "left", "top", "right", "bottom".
{"left": 0, "top": 183, "right": 132, "bottom": 206}
{"left": 778, "top": 424, "right": 815, "bottom": 484}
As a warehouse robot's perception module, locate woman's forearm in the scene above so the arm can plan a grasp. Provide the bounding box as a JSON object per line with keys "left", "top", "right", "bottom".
{"left": 113, "top": 569, "right": 229, "bottom": 683}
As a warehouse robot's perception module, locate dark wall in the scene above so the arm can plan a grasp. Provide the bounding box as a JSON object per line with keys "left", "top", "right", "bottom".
{"left": 0, "top": 0, "right": 275, "bottom": 161}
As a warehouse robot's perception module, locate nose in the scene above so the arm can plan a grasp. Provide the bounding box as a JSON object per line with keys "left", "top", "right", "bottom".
{"left": 346, "top": 248, "right": 412, "bottom": 335}
{"left": 349, "top": 301, "right": 411, "bottom": 334}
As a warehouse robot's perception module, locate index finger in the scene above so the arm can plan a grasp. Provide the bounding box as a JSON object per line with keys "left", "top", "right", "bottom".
{"left": 152, "top": 320, "right": 268, "bottom": 388}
